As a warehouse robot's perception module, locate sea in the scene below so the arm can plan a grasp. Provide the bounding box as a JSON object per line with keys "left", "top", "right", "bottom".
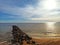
{"left": 0, "top": 22, "right": 60, "bottom": 38}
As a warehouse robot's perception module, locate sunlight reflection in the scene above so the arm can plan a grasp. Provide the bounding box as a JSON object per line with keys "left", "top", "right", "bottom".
{"left": 46, "top": 22, "right": 56, "bottom": 32}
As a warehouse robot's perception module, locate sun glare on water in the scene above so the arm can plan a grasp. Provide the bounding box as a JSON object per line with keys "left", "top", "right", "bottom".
{"left": 46, "top": 22, "right": 56, "bottom": 32}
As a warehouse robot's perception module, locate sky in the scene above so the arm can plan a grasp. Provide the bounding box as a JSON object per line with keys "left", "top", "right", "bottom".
{"left": 0, "top": 0, "right": 60, "bottom": 23}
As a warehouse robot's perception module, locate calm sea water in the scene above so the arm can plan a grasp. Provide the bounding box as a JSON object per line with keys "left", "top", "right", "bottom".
{"left": 0, "top": 22, "right": 60, "bottom": 38}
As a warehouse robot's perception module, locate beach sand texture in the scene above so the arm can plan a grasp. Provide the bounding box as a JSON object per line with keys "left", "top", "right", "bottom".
{"left": 0, "top": 38, "right": 60, "bottom": 45}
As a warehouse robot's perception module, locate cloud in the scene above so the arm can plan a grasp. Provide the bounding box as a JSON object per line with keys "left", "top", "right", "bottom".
{"left": 0, "top": 0, "right": 60, "bottom": 22}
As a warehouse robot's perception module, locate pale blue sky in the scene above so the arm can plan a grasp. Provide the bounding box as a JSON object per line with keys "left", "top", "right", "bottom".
{"left": 0, "top": 0, "right": 60, "bottom": 23}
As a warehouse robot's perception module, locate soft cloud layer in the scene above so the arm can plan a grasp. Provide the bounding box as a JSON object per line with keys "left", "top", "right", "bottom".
{"left": 0, "top": 0, "right": 60, "bottom": 22}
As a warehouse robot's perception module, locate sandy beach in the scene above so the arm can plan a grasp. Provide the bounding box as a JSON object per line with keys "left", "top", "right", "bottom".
{"left": 23, "top": 37, "right": 60, "bottom": 45}
{"left": 0, "top": 37, "right": 60, "bottom": 45}
{"left": 36, "top": 37, "right": 60, "bottom": 45}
